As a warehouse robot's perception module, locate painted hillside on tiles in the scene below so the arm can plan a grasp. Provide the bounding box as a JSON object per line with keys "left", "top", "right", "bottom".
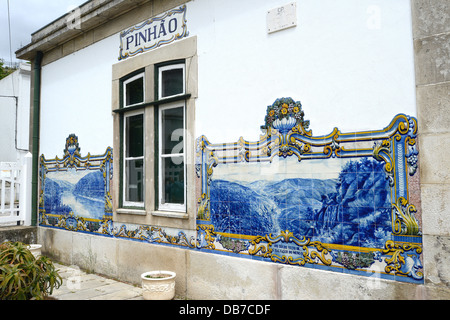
{"left": 196, "top": 97, "right": 423, "bottom": 283}
{"left": 209, "top": 156, "right": 392, "bottom": 249}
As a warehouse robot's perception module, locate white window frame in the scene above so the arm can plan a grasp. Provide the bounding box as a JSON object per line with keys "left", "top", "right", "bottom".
{"left": 123, "top": 73, "right": 145, "bottom": 107}
{"left": 158, "top": 63, "right": 186, "bottom": 100}
{"left": 123, "top": 110, "right": 145, "bottom": 208}
{"left": 158, "top": 101, "right": 186, "bottom": 212}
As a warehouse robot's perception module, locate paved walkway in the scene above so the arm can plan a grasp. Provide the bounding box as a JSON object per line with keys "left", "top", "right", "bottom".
{"left": 50, "top": 263, "right": 144, "bottom": 300}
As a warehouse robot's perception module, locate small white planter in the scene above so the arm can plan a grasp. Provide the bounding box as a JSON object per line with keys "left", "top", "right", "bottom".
{"left": 27, "top": 244, "right": 42, "bottom": 258}
{"left": 141, "top": 271, "right": 176, "bottom": 300}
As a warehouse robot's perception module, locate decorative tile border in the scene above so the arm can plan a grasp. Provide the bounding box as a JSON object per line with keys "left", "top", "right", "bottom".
{"left": 39, "top": 134, "right": 113, "bottom": 233}
{"left": 39, "top": 98, "right": 423, "bottom": 284}
{"left": 195, "top": 98, "right": 423, "bottom": 283}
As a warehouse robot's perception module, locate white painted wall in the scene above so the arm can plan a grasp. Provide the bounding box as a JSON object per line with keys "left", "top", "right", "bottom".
{"left": 0, "top": 63, "right": 31, "bottom": 162}
{"left": 188, "top": 0, "right": 417, "bottom": 142}
{"left": 0, "top": 86, "right": 16, "bottom": 162}
{"left": 39, "top": 0, "right": 416, "bottom": 155}
{"left": 0, "top": 64, "right": 32, "bottom": 226}
{"left": 40, "top": 35, "right": 117, "bottom": 158}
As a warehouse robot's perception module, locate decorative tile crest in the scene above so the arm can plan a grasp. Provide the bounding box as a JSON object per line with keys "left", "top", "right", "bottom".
{"left": 63, "top": 134, "right": 80, "bottom": 158}
{"left": 262, "top": 97, "right": 311, "bottom": 135}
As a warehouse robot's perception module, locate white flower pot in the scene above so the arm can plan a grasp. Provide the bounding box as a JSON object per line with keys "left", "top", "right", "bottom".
{"left": 141, "top": 271, "right": 176, "bottom": 300}
{"left": 27, "top": 244, "right": 42, "bottom": 258}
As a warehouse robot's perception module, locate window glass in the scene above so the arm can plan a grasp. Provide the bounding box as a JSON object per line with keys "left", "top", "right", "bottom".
{"left": 159, "top": 64, "right": 185, "bottom": 99}
{"left": 161, "top": 68, "right": 184, "bottom": 98}
{"left": 125, "top": 159, "right": 144, "bottom": 203}
{"left": 125, "top": 75, "right": 144, "bottom": 106}
{"left": 126, "top": 114, "right": 144, "bottom": 157}
{"left": 159, "top": 103, "right": 185, "bottom": 211}
{"left": 161, "top": 157, "right": 184, "bottom": 205}
{"left": 124, "top": 113, "right": 144, "bottom": 205}
{"left": 161, "top": 107, "right": 184, "bottom": 155}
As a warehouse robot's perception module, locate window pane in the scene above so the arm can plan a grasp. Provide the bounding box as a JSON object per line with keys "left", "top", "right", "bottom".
{"left": 126, "top": 114, "right": 144, "bottom": 158}
{"left": 161, "top": 68, "right": 183, "bottom": 98}
{"left": 161, "top": 107, "right": 184, "bottom": 155}
{"left": 125, "top": 159, "right": 144, "bottom": 203}
{"left": 125, "top": 77, "right": 144, "bottom": 106}
{"left": 161, "top": 156, "right": 184, "bottom": 205}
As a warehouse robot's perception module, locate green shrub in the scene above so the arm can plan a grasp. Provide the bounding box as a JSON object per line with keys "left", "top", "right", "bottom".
{"left": 0, "top": 241, "right": 62, "bottom": 300}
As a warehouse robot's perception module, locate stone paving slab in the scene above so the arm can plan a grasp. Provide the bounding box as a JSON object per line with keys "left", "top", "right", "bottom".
{"left": 50, "top": 263, "right": 144, "bottom": 300}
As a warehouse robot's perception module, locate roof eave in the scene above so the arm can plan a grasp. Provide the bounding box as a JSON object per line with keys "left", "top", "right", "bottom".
{"left": 16, "top": 0, "right": 151, "bottom": 61}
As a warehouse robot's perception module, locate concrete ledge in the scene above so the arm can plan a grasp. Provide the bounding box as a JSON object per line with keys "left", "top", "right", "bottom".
{"left": 0, "top": 226, "right": 38, "bottom": 244}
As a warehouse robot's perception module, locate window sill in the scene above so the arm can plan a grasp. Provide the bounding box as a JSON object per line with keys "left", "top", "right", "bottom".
{"left": 116, "top": 208, "right": 147, "bottom": 216}
{"left": 151, "top": 210, "right": 189, "bottom": 219}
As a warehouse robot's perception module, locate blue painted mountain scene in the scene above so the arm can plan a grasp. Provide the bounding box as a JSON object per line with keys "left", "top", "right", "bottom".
{"left": 210, "top": 157, "right": 392, "bottom": 248}
{"left": 44, "top": 169, "right": 106, "bottom": 220}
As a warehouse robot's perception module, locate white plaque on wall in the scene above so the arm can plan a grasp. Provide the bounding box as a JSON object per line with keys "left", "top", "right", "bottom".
{"left": 267, "top": 2, "right": 297, "bottom": 34}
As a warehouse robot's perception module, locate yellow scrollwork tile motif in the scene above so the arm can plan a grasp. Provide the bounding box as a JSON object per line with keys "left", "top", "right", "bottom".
{"left": 196, "top": 98, "right": 423, "bottom": 284}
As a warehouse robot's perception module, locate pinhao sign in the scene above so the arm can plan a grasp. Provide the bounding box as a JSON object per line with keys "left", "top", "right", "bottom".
{"left": 119, "top": 5, "right": 188, "bottom": 60}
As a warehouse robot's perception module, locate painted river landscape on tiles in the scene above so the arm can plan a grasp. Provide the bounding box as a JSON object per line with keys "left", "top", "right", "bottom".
{"left": 43, "top": 169, "right": 106, "bottom": 220}
{"left": 209, "top": 156, "right": 392, "bottom": 249}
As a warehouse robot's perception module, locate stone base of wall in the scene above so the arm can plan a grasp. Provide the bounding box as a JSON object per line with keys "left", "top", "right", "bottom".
{"left": 38, "top": 227, "right": 450, "bottom": 300}
{"left": 0, "top": 226, "right": 37, "bottom": 244}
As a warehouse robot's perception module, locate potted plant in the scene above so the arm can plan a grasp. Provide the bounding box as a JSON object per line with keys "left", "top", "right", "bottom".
{"left": 27, "top": 244, "right": 42, "bottom": 258}
{"left": 0, "top": 241, "right": 62, "bottom": 300}
{"left": 141, "top": 270, "right": 176, "bottom": 300}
